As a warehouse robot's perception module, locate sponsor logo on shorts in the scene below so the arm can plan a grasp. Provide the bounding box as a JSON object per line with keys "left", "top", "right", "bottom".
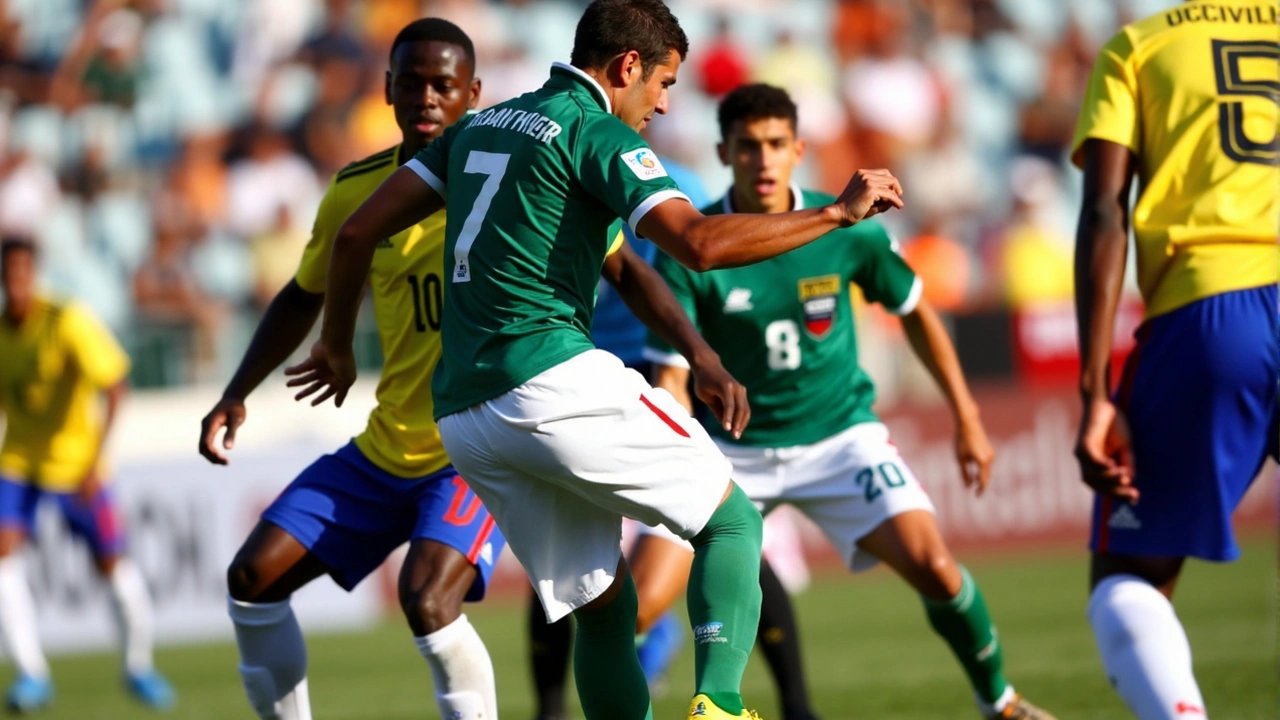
{"left": 724, "top": 288, "right": 754, "bottom": 312}
{"left": 693, "top": 622, "right": 727, "bottom": 645}
{"left": 1108, "top": 504, "right": 1141, "bottom": 530}
{"left": 621, "top": 148, "right": 668, "bottom": 180}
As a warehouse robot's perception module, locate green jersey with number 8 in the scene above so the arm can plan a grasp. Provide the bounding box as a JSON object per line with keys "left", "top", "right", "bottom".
{"left": 644, "top": 187, "right": 921, "bottom": 448}
{"left": 409, "top": 63, "right": 689, "bottom": 419}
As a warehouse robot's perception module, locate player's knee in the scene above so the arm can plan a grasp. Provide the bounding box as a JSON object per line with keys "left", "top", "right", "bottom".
{"left": 226, "top": 556, "right": 265, "bottom": 602}
{"left": 914, "top": 546, "right": 961, "bottom": 601}
{"left": 399, "top": 581, "right": 464, "bottom": 636}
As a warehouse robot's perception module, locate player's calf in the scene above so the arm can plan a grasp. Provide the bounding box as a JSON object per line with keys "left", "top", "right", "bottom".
{"left": 400, "top": 539, "right": 499, "bottom": 720}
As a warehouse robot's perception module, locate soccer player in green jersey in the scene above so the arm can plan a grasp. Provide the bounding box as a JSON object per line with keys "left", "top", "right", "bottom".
{"left": 298, "top": 1, "right": 903, "bottom": 717}
{"left": 636, "top": 85, "right": 1056, "bottom": 720}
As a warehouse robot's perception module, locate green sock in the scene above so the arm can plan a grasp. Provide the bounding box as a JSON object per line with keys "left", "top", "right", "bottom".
{"left": 687, "top": 484, "right": 763, "bottom": 715}
{"left": 922, "top": 566, "right": 1009, "bottom": 704}
{"left": 572, "top": 572, "right": 653, "bottom": 720}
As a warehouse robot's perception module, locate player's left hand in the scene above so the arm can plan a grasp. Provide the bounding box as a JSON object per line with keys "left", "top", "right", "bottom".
{"left": 285, "top": 340, "right": 357, "bottom": 408}
{"left": 954, "top": 413, "right": 994, "bottom": 496}
{"left": 691, "top": 357, "right": 750, "bottom": 439}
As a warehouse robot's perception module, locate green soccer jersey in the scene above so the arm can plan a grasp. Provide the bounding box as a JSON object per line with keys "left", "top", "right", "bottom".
{"left": 645, "top": 186, "right": 922, "bottom": 448}
{"left": 409, "top": 63, "right": 689, "bottom": 419}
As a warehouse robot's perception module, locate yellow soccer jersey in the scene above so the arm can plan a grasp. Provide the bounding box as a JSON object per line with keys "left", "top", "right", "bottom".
{"left": 1072, "top": 0, "right": 1279, "bottom": 319}
{"left": 0, "top": 298, "right": 130, "bottom": 489}
{"left": 296, "top": 146, "right": 452, "bottom": 478}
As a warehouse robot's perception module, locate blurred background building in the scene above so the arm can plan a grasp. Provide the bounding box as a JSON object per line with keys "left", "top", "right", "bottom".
{"left": 0, "top": 0, "right": 1164, "bottom": 390}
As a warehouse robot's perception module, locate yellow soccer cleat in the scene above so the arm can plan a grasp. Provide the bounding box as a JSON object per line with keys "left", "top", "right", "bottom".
{"left": 686, "top": 694, "right": 763, "bottom": 719}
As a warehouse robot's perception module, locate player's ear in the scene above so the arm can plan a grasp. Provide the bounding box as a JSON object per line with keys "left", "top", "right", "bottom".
{"left": 384, "top": 70, "right": 393, "bottom": 105}
{"left": 716, "top": 141, "right": 729, "bottom": 166}
{"left": 468, "top": 77, "right": 482, "bottom": 110}
{"left": 793, "top": 136, "right": 807, "bottom": 163}
{"left": 614, "top": 50, "right": 642, "bottom": 87}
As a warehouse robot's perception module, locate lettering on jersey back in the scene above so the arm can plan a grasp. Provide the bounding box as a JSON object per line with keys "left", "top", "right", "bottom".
{"left": 465, "top": 107, "right": 563, "bottom": 145}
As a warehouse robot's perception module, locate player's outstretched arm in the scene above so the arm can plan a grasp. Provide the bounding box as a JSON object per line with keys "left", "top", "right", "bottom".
{"left": 199, "top": 280, "right": 324, "bottom": 465}
{"left": 602, "top": 241, "right": 749, "bottom": 437}
{"left": 900, "top": 299, "right": 993, "bottom": 495}
{"left": 636, "top": 169, "right": 903, "bottom": 271}
{"left": 306, "top": 168, "right": 445, "bottom": 407}
{"left": 1073, "top": 138, "right": 1138, "bottom": 502}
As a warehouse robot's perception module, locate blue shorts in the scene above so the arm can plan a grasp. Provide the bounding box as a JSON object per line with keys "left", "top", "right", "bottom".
{"left": 0, "top": 476, "right": 125, "bottom": 559}
{"left": 263, "top": 442, "right": 505, "bottom": 598}
{"left": 1091, "top": 285, "right": 1279, "bottom": 562}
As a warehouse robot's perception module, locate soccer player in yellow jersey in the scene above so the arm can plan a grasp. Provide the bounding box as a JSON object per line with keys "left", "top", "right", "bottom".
{"left": 199, "top": 16, "right": 744, "bottom": 720}
{"left": 197, "top": 19, "right": 505, "bottom": 720}
{"left": 1072, "top": 2, "right": 1278, "bottom": 717}
{"left": 0, "top": 238, "right": 175, "bottom": 712}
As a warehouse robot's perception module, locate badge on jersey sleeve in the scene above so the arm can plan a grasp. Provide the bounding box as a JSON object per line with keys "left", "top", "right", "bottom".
{"left": 798, "top": 275, "right": 842, "bottom": 339}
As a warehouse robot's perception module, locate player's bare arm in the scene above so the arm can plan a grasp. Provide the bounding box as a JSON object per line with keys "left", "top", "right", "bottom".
{"left": 601, "top": 240, "right": 749, "bottom": 436}
{"left": 296, "top": 169, "right": 446, "bottom": 408}
{"left": 83, "top": 379, "right": 127, "bottom": 502}
{"left": 199, "top": 280, "right": 324, "bottom": 464}
{"left": 1073, "top": 138, "right": 1138, "bottom": 503}
{"left": 651, "top": 364, "right": 693, "bottom": 415}
{"left": 636, "top": 168, "right": 903, "bottom": 272}
{"left": 899, "top": 299, "right": 994, "bottom": 495}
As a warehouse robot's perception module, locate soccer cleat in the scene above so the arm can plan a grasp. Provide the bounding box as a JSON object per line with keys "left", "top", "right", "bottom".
{"left": 992, "top": 694, "right": 1056, "bottom": 720}
{"left": 126, "top": 670, "right": 177, "bottom": 711}
{"left": 686, "top": 694, "right": 763, "bottom": 719}
{"left": 5, "top": 674, "right": 52, "bottom": 713}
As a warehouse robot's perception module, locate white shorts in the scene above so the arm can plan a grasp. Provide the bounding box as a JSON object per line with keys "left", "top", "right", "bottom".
{"left": 438, "top": 350, "right": 732, "bottom": 622}
{"left": 639, "top": 422, "right": 935, "bottom": 572}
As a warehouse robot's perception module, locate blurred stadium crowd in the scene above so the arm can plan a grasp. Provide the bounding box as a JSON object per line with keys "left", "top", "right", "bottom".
{"left": 0, "top": 0, "right": 1165, "bottom": 387}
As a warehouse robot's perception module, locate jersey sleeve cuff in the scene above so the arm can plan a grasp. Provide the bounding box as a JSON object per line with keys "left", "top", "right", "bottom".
{"left": 642, "top": 346, "right": 690, "bottom": 369}
{"left": 886, "top": 276, "right": 923, "bottom": 316}
{"left": 405, "top": 158, "right": 447, "bottom": 198}
{"left": 628, "top": 190, "right": 690, "bottom": 234}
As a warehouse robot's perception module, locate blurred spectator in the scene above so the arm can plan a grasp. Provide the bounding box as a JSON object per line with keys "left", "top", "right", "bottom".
{"left": 224, "top": 125, "right": 319, "bottom": 240}
{"left": 902, "top": 222, "right": 972, "bottom": 312}
{"left": 1018, "top": 23, "right": 1093, "bottom": 162}
{"left": 992, "top": 157, "right": 1074, "bottom": 308}
{"left": 0, "top": 150, "right": 59, "bottom": 241}
{"left": 841, "top": 5, "right": 943, "bottom": 168}
{"left": 249, "top": 204, "right": 308, "bottom": 309}
{"left": 132, "top": 202, "right": 224, "bottom": 382}
{"left": 696, "top": 16, "right": 749, "bottom": 98}
{"left": 51, "top": 7, "right": 145, "bottom": 110}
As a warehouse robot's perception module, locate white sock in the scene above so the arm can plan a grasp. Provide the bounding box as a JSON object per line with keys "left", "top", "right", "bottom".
{"left": 1088, "top": 575, "right": 1207, "bottom": 719}
{"left": 414, "top": 614, "right": 498, "bottom": 719}
{"left": 228, "top": 597, "right": 311, "bottom": 720}
{"left": 107, "top": 559, "right": 155, "bottom": 676}
{"left": 0, "top": 556, "right": 48, "bottom": 679}
{"left": 976, "top": 683, "right": 1016, "bottom": 718}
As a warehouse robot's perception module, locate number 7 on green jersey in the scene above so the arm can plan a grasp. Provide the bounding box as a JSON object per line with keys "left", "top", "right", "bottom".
{"left": 454, "top": 151, "right": 510, "bottom": 282}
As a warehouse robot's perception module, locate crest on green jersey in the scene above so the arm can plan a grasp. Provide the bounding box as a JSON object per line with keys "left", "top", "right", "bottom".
{"left": 799, "top": 274, "right": 841, "bottom": 339}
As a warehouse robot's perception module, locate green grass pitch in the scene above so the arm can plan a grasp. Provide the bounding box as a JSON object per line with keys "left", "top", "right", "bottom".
{"left": 19, "top": 535, "right": 1274, "bottom": 719}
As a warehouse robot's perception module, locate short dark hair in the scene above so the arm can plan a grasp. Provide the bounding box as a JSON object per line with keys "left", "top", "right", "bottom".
{"left": 570, "top": 0, "right": 689, "bottom": 79}
{"left": 0, "top": 236, "right": 35, "bottom": 264}
{"left": 389, "top": 18, "right": 476, "bottom": 69}
{"left": 717, "top": 83, "right": 798, "bottom": 140}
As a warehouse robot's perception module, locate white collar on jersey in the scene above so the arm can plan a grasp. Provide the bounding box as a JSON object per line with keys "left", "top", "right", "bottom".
{"left": 721, "top": 182, "right": 805, "bottom": 214}
{"left": 551, "top": 62, "right": 612, "bottom": 114}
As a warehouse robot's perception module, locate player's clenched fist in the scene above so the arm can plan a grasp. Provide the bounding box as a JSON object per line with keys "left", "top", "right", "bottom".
{"left": 285, "top": 340, "right": 357, "bottom": 408}
{"left": 834, "top": 169, "right": 904, "bottom": 225}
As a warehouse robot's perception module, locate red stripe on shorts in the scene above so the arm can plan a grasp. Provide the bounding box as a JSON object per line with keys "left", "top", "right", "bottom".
{"left": 1097, "top": 495, "right": 1113, "bottom": 553}
{"left": 467, "top": 515, "right": 496, "bottom": 564}
{"left": 639, "top": 394, "right": 690, "bottom": 438}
